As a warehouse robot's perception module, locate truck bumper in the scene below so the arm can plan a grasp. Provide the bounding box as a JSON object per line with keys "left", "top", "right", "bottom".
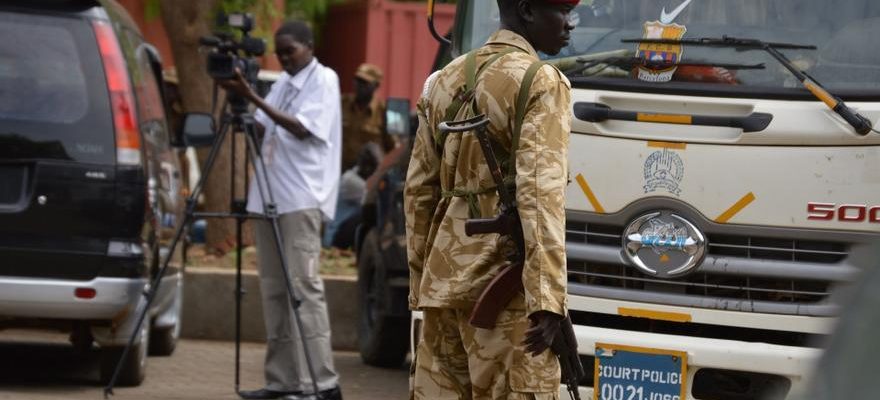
{"left": 410, "top": 311, "right": 818, "bottom": 399}
{"left": 572, "top": 324, "right": 819, "bottom": 400}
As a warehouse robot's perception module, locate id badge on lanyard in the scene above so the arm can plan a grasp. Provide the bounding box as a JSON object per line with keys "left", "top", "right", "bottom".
{"left": 262, "top": 64, "right": 315, "bottom": 166}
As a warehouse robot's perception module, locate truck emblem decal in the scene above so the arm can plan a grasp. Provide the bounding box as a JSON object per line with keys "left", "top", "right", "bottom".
{"left": 660, "top": 0, "right": 694, "bottom": 24}
{"left": 644, "top": 148, "right": 684, "bottom": 196}
{"left": 623, "top": 211, "right": 707, "bottom": 278}
{"left": 637, "top": 3, "right": 690, "bottom": 83}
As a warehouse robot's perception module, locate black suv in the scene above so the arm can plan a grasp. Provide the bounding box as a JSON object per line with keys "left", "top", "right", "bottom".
{"left": 0, "top": 0, "right": 184, "bottom": 386}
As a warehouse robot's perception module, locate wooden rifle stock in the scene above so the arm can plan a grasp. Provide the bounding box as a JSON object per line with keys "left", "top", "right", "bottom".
{"left": 468, "top": 262, "right": 524, "bottom": 329}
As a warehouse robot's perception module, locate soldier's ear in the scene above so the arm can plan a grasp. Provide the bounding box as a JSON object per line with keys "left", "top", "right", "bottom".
{"left": 517, "top": 0, "right": 536, "bottom": 23}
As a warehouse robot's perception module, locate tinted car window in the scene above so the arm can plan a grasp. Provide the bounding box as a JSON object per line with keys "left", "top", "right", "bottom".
{"left": 131, "top": 41, "right": 168, "bottom": 144}
{"left": 0, "top": 11, "right": 113, "bottom": 164}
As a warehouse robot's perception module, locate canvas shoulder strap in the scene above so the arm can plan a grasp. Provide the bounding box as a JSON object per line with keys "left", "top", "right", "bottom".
{"left": 439, "top": 57, "right": 547, "bottom": 218}
{"left": 507, "top": 60, "right": 546, "bottom": 178}
{"left": 437, "top": 47, "right": 518, "bottom": 143}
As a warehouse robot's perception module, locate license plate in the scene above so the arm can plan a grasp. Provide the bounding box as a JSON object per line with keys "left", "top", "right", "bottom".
{"left": 593, "top": 343, "right": 687, "bottom": 400}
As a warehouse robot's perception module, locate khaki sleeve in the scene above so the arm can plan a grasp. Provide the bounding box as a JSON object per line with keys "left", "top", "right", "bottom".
{"left": 404, "top": 97, "right": 441, "bottom": 310}
{"left": 514, "top": 65, "right": 571, "bottom": 317}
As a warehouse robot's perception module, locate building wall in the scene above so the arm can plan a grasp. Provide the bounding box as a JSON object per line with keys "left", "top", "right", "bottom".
{"left": 117, "top": 0, "right": 455, "bottom": 107}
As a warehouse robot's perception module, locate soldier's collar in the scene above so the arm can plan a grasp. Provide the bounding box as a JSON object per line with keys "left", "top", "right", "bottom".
{"left": 484, "top": 29, "right": 539, "bottom": 59}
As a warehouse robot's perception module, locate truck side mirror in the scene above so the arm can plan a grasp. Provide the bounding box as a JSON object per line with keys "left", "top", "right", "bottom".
{"left": 181, "top": 113, "right": 216, "bottom": 147}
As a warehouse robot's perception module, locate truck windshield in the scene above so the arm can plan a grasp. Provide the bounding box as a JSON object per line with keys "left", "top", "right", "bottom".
{"left": 457, "top": 0, "right": 880, "bottom": 98}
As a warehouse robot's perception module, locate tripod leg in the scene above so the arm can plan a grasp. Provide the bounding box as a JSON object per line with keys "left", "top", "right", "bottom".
{"left": 243, "top": 125, "right": 322, "bottom": 398}
{"left": 234, "top": 138, "right": 248, "bottom": 393}
{"left": 235, "top": 207, "right": 244, "bottom": 393}
{"left": 103, "top": 118, "right": 232, "bottom": 398}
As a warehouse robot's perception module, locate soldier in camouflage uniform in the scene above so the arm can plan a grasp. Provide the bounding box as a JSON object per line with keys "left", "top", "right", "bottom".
{"left": 404, "top": 0, "right": 578, "bottom": 399}
{"left": 341, "top": 63, "right": 393, "bottom": 171}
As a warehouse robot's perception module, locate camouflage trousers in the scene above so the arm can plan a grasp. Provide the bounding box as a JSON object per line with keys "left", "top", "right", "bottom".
{"left": 411, "top": 307, "right": 560, "bottom": 400}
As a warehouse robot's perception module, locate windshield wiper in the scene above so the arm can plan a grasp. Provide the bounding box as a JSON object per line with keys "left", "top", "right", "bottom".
{"left": 621, "top": 36, "right": 874, "bottom": 135}
{"left": 622, "top": 36, "right": 816, "bottom": 50}
{"left": 564, "top": 56, "right": 764, "bottom": 77}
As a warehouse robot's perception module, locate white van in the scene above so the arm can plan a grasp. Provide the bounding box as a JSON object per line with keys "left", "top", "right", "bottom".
{"left": 416, "top": 1, "right": 880, "bottom": 399}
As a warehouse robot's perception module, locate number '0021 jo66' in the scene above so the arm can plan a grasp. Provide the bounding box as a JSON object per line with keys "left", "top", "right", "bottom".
{"left": 807, "top": 203, "right": 880, "bottom": 222}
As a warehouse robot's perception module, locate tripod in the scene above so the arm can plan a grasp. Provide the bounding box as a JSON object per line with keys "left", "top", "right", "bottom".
{"left": 103, "top": 91, "right": 321, "bottom": 399}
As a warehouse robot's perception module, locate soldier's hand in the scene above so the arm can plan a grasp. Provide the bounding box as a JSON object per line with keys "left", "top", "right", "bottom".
{"left": 523, "top": 311, "right": 564, "bottom": 356}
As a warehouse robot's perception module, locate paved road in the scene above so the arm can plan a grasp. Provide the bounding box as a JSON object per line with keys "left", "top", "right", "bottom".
{"left": 0, "top": 331, "right": 409, "bottom": 400}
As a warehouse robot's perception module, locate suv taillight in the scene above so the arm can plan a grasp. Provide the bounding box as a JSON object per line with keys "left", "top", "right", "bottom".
{"left": 92, "top": 20, "right": 141, "bottom": 166}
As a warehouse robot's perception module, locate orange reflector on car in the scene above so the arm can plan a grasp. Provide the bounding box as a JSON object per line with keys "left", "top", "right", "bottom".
{"left": 75, "top": 288, "right": 97, "bottom": 299}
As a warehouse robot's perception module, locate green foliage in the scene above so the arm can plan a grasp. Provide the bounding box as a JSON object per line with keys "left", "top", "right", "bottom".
{"left": 218, "top": 0, "right": 279, "bottom": 44}
{"left": 144, "top": 0, "right": 161, "bottom": 20}
{"left": 284, "top": 0, "right": 347, "bottom": 25}
{"left": 144, "top": 0, "right": 348, "bottom": 47}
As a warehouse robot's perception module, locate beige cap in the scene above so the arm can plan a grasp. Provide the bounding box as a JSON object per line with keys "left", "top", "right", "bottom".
{"left": 162, "top": 66, "right": 179, "bottom": 84}
{"left": 355, "top": 63, "right": 383, "bottom": 84}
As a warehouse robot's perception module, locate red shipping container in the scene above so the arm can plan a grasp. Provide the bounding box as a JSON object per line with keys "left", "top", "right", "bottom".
{"left": 317, "top": 0, "right": 456, "bottom": 108}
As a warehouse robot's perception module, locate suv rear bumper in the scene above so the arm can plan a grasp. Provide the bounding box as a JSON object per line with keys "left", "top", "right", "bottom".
{"left": 0, "top": 276, "right": 147, "bottom": 320}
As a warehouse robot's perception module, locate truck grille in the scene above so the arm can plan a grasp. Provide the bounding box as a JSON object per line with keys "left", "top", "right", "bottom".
{"left": 566, "top": 221, "right": 848, "bottom": 264}
{"left": 565, "top": 221, "right": 851, "bottom": 315}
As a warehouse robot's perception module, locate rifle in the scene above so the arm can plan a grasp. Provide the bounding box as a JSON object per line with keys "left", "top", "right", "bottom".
{"left": 553, "top": 314, "right": 585, "bottom": 400}
{"left": 437, "top": 115, "right": 584, "bottom": 400}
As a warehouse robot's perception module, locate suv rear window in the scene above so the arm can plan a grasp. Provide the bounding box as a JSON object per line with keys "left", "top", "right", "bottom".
{"left": 0, "top": 10, "right": 114, "bottom": 164}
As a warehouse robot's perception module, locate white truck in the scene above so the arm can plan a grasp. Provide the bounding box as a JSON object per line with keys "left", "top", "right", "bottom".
{"left": 410, "top": 1, "right": 880, "bottom": 399}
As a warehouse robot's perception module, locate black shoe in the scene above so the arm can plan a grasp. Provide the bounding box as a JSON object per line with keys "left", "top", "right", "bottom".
{"left": 282, "top": 385, "right": 342, "bottom": 400}
{"left": 239, "top": 388, "right": 302, "bottom": 400}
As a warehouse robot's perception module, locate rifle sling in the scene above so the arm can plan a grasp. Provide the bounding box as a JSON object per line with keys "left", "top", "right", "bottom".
{"left": 439, "top": 48, "right": 518, "bottom": 138}
{"left": 440, "top": 186, "right": 498, "bottom": 219}
{"left": 509, "top": 60, "right": 546, "bottom": 178}
{"left": 439, "top": 49, "right": 546, "bottom": 218}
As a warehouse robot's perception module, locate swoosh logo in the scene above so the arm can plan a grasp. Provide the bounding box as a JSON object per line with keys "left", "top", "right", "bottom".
{"left": 660, "top": 0, "right": 693, "bottom": 24}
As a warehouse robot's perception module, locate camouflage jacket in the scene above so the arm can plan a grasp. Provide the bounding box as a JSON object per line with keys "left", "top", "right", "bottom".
{"left": 404, "top": 30, "right": 571, "bottom": 316}
{"left": 341, "top": 94, "right": 391, "bottom": 170}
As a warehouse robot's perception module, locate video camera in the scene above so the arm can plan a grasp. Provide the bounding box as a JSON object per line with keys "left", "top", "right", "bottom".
{"left": 200, "top": 12, "right": 265, "bottom": 83}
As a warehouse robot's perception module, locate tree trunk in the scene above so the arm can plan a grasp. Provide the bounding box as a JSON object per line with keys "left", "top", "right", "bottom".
{"left": 160, "top": 0, "right": 253, "bottom": 255}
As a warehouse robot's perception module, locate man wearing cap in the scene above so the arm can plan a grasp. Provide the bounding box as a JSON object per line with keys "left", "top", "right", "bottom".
{"left": 404, "top": 0, "right": 576, "bottom": 398}
{"left": 340, "top": 63, "right": 392, "bottom": 171}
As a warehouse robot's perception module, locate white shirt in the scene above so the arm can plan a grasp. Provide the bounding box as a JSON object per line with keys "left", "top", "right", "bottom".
{"left": 247, "top": 58, "right": 342, "bottom": 220}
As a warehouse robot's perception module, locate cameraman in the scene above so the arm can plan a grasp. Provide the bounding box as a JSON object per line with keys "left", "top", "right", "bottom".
{"left": 216, "top": 20, "right": 343, "bottom": 400}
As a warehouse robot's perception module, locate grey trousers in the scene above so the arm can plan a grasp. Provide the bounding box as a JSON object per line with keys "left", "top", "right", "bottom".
{"left": 254, "top": 208, "right": 339, "bottom": 392}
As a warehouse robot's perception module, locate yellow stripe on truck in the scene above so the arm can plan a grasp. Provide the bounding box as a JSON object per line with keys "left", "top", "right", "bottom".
{"left": 648, "top": 141, "right": 687, "bottom": 150}
{"left": 637, "top": 112, "right": 693, "bottom": 125}
{"left": 715, "top": 192, "right": 757, "bottom": 223}
{"left": 576, "top": 174, "right": 605, "bottom": 214}
{"left": 618, "top": 307, "right": 693, "bottom": 323}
